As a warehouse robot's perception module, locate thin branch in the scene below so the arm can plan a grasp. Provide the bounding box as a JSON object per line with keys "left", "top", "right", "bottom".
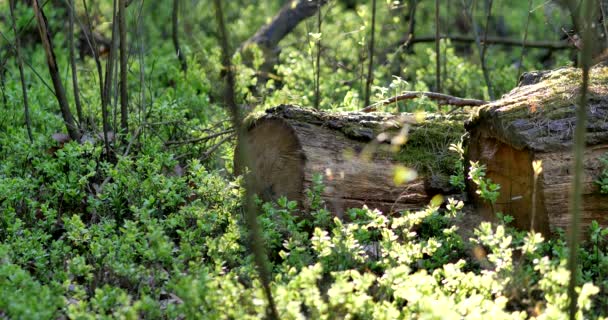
{"left": 165, "top": 128, "right": 235, "bottom": 146}
{"left": 461, "top": 0, "right": 491, "bottom": 99}
{"left": 383, "top": 0, "right": 418, "bottom": 68}
{"left": 0, "top": 30, "right": 55, "bottom": 94}
{"left": 201, "top": 133, "right": 236, "bottom": 160}
{"left": 10, "top": 0, "right": 33, "bottom": 142}
{"left": 100, "top": 0, "right": 119, "bottom": 157}
{"left": 68, "top": 0, "right": 84, "bottom": 126}
{"left": 567, "top": 0, "right": 593, "bottom": 318}
{"left": 313, "top": 1, "right": 322, "bottom": 109}
{"left": 364, "top": 0, "right": 377, "bottom": 107}
{"left": 172, "top": 0, "right": 187, "bottom": 72}
{"left": 435, "top": 0, "right": 441, "bottom": 92}
{"left": 212, "top": 1, "right": 279, "bottom": 319}
{"left": 361, "top": 91, "right": 487, "bottom": 112}
{"left": 397, "top": 34, "right": 573, "bottom": 50}
{"left": 119, "top": 0, "right": 129, "bottom": 132}
{"left": 480, "top": 0, "right": 494, "bottom": 100}
{"left": 516, "top": 0, "right": 533, "bottom": 81}
{"left": 33, "top": 0, "right": 80, "bottom": 140}
{"left": 0, "top": 52, "right": 8, "bottom": 108}
{"left": 137, "top": 0, "right": 146, "bottom": 132}
{"left": 82, "top": 0, "right": 104, "bottom": 101}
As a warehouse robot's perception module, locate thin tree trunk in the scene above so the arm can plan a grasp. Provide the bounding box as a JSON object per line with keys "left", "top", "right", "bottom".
{"left": 567, "top": 0, "right": 593, "bottom": 318}
{"left": 314, "top": 2, "right": 322, "bottom": 109}
{"left": 33, "top": 0, "right": 80, "bottom": 140}
{"left": 0, "top": 54, "right": 8, "bottom": 109}
{"left": 172, "top": 0, "right": 187, "bottom": 72}
{"left": 364, "top": 0, "right": 377, "bottom": 107}
{"left": 101, "top": 0, "right": 119, "bottom": 156}
{"left": 435, "top": 0, "right": 441, "bottom": 92}
{"left": 68, "top": 0, "right": 84, "bottom": 126}
{"left": 212, "top": 1, "right": 279, "bottom": 319}
{"left": 119, "top": 0, "right": 129, "bottom": 132}
{"left": 480, "top": 0, "right": 494, "bottom": 99}
{"left": 10, "top": 0, "right": 33, "bottom": 142}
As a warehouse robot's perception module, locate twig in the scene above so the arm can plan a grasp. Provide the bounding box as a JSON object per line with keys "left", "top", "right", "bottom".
{"left": 201, "top": 133, "right": 236, "bottom": 159}
{"left": 172, "top": 0, "right": 188, "bottom": 72}
{"left": 0, "top": 30, "right": 55, "bottom": 94}
{"left": 10, "top": 0, "right": 33, "bottom": 142}
{"left": 361, "top": 91, "right": 487, "bottom": 112}
{"left": 82, "top": 0, "right": 104, "bottom": 101}
{"left": 101, "top": 0, "right": 119, "bottom": 157}
{"left": 165, "top": 128, "right": 235, "bottom": 146}
{"left": 0, "top": 53, "right": 7, "bottom": 108}
{"left": 313, "top": 0, "right": 322, "bottom": 109}
{"left": 462, "top": 0, "right": 494, "bottom": 100}
{"left": 566, "top": 0, "right": 593, "bottom": 317}
{"left": 68, "top": 0, "right": 84, "bottom": 126}
{"left": 516, "top": 0, "right": 533, "bottom": 81}
{"left": 480, "top": 0, "right": 494, "bottom": 100}
{"left": 435, "top": 0, "right": 441, "bottom": 92}
{"left": 212, "top": 1, "right": 279, "bottom": 319}
{"left": 364, "top": 0, "right": 377, "bottom": 107}
{"left": 119, "top": 0, "right": 129, "bottom": 132}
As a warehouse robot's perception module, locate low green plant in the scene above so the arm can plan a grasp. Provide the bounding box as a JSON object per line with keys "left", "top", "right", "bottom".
{"left": 595, "top": 153, "right": 608, "bottom": 194}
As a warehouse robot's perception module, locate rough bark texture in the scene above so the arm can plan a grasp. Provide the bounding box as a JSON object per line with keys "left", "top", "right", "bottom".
{"left": 237, "top": 105, "right": 465, "bottom": 216}
{"left": 466, "top": 63, "right": 608, "bottom": 235}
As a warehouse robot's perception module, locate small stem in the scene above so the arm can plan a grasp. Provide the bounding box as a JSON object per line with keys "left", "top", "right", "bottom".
{"left": 364, "top": 0, "right": 377, "bottom": 108}
{"left": 119, "top": 0, "right": 129, "bottom": 133}
{"left": 516, "top": 0, "right": 533, "bottom": 81}
{"left": 10, "top": 0, "right": 33, "bottom": 142}
{"left": 435, "top": 0, "right": 441, "bottom": 93}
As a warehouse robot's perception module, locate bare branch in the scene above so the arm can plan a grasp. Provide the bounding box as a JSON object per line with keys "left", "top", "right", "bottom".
{"left": 200, "top": 133, "right": 235, "bottom": 160}
{"left": 361, "top": 91, "right": 487, "bottom": 112}
{"left": 400, "top": 34, "right": 572, "bottom": 50}
{"left": 165, "top": 128, "right": 235, "bottom": 146}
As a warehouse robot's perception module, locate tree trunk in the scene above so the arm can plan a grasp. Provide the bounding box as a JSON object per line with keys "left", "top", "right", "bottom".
{"left": 236, "top": 105, "right": 466, "bottom": 216}
{"left": 466, "top": 63, "right": 608, "bottom": 235}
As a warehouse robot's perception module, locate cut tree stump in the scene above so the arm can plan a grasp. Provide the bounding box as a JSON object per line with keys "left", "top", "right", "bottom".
{"left": 236, "top": 105, "right": 466, "bottom": 216}
{"left": 466, "top": 63, "right": 608, "bottom": 235}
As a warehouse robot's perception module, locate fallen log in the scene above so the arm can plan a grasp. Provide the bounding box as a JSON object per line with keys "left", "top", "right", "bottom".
{"left": 466, "top": 63, "right": 608, "bottom": 235}
{"left": 236, "top": 105, "right": 466, "bottom": 216}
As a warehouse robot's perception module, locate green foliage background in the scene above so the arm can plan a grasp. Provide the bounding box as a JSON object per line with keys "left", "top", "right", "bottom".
{"left": 0, "top": 0, "right": 606, "bottom": 318}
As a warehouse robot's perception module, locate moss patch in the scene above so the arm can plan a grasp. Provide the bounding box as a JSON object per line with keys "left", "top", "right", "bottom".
{"left": 393, "top": 115, "right": 466, "bottom": 179}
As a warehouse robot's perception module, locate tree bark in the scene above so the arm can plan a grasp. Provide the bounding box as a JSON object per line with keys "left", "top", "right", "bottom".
{"left": 466, "top": 63, "right": 608, "bottom": 235}
{"left": 240, "top": 0, "right": 328, "bottom": 83}
{"left": 236, "top": 105, "right": 466, "bottom": 216}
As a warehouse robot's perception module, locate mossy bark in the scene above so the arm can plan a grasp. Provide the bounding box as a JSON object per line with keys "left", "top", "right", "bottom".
{"left": 466, "top": 63, "right": 608, "bottom": 235}
{"left": 237, "top": 105, "right": 466, "bottom": 216}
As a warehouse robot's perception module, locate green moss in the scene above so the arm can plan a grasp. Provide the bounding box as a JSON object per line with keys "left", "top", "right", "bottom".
{"left": 393, "top": 116, "right": 466, "bottom": 178}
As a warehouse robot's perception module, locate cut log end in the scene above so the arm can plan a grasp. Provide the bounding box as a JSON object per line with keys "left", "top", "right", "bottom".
{"left": 237, "top": 118, "right": 305, "bottom": 204}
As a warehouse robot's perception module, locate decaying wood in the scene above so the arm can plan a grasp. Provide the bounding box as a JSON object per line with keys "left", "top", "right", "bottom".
{"left": 237, "top": 105, "right": 466, "bottom": 216}
{"left": 466, "top": 63, "right": 608, "bottom": 235}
